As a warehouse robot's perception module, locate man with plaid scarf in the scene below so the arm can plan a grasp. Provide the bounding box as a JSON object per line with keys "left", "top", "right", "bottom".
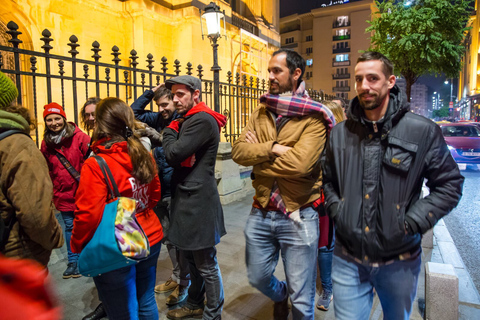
{"left": 232, "top": 49, "right": 334, "bottom": 320}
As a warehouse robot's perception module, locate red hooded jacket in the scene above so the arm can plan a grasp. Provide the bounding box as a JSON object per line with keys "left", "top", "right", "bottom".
{"left": 71, "top": 141, "right": 162, "bottom": 253}
{"left": 40, "top": 124, "right": 91, "bottom": 212}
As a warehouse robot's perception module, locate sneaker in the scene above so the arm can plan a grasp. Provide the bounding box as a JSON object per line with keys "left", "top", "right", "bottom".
{"left": 273, "top": 296, "right": 289, "bottom": 320}
{"left": 166, "top": 285, "right": 188, "bottom": 306}
{"left": 63, "top": 262, "right": 81, "bottom": 279}
{"left": 316, "top": 290, "right": 333, "bottom": 311}
{"left": 155, "top": 277, "right": 178, "bottom": 293}
{"left": 166, "top": 306, "right": 203, "bottom": 319}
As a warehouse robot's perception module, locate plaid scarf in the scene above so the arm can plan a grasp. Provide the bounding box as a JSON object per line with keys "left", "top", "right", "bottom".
{"left": 260, "top": 81, "right": 335, "bottom": 132}
{"left": 261, "top": 81, "right": 335, "bottom": 215}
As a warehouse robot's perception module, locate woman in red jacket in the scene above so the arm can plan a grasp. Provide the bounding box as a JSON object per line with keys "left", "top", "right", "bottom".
{"left": 71, "top": 97, "right": 163, "bottom": 320}
{"left": 40, "top": 103, "right": 90, "bottom": 279}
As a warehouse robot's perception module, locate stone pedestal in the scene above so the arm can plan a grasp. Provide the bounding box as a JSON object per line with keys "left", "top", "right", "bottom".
{"left": 425, "top": 262, "right": 458, "bottom": 320}
{"left": 215, "top": 142, "right": 251, "bottom": 204}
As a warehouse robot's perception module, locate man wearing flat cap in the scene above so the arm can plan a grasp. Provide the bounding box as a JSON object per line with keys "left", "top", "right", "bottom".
{"left": 162, "top": 75, "right": 227, "bottom": 320}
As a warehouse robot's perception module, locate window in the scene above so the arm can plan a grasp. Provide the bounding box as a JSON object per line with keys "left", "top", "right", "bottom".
{"left": 306, "top": 47, "right": 313, "bottom": 54}
{"left": 306, "top": 35, "right": 313, "bottom": 42}
{"left": 285, "top": 37, "right": 294, "bottom": 44}
{"left": 306, "top": 59, "right": 313, "bottom": 66}
{"left": 336, "top": 29, "right": 350, "bottom": 36}
{"left": 335, "top": 16, "right": 349, "bottom": 27}
{"left": 335, "top": 54, "right": 349, "bottom": 62}
{"left": 306, "top": 71, "right": 313, "bottom": 78}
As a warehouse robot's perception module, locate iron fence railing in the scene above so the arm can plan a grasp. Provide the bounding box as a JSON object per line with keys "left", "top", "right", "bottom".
{"left": 1, "top": 20, "right": 335, "bottom": 145}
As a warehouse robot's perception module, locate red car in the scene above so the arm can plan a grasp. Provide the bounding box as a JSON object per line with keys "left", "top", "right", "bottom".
{"left": 440, "top": 123, "right": 480, "bottom": 165}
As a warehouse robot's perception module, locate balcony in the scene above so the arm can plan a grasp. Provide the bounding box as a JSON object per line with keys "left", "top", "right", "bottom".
{"left": 333, "top": 48, "right": 351, "bottom": 54}
{"left": 333, "top": 60, "right": 351, "bottom": 67}
{"left": 333, "top": 22, "right": 351, "bottom": 28}
{"left": 282, "top": 43, "right": 298, "bottom": 49}
{"left": 333, "top": 35, "right": 351, "bottom": 41}
{"left": 333, "top": 86, "right": 350, "bottom": 92}
{"left": 332, "top": 73, "right": 351, "bottom": 80}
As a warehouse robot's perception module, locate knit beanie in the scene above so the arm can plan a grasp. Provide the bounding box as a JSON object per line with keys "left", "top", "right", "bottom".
{"left": 43, "top": 102, "right": 67, "bottom": 120}
{"left": 0, "top": 71, "right": 18, "bottom": 110}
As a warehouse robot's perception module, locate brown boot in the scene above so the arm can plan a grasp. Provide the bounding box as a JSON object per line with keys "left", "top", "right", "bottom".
{"left": 154, "top": 277, "right": 178, "bottom": 293}
{"left": 166, "top": 306, "right": 203, "bottom": 319}
{"left": 166, "top": 285, "right": 188, "bottom": 306}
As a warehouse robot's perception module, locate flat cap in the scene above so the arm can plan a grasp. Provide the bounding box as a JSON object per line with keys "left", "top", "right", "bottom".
{"left": 165, "top": 75, "right": 202, "bottom": 92}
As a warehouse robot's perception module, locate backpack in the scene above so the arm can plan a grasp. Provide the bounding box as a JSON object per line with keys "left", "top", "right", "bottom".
{"left": 0, "top": 129, "right": 31, "bottom": 251}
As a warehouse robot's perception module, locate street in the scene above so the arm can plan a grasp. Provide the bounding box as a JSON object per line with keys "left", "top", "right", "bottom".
{"left": 443, "top": 167, "right": 480, "bottom": 293}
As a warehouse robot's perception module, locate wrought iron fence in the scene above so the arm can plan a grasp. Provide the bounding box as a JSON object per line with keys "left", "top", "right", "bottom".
{"left": 1, "top": 20, "right": 334, "bottom": 146}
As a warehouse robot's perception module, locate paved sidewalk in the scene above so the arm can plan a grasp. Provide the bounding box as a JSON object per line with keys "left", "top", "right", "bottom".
{"left": 48, "top": 190, "right": 480, "bottom": 319}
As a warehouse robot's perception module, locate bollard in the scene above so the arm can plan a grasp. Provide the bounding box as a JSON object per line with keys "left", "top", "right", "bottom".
{"left": 425, "top": 262, "right": 458, "bottom": 320}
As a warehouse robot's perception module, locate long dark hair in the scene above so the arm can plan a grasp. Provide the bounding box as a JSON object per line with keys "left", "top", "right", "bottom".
{"left": 92, "top": 97, "right": 156, "bottom": 184}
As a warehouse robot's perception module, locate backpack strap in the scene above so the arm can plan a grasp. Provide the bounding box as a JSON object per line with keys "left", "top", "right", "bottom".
{"left": 0, "top": 129, "right": 30, "bottom": 141}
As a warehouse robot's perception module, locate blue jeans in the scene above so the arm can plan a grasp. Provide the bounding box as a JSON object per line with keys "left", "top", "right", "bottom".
{"left": 183, "top": 246, "right": 224, "bottom": 320}
{"left": 244, "top": 207, "right": 319, "bottom": 320}
{"left": 93, "top": 242, "right": 161, "bottom": 320}
{"left": 332, "top": 252, "right": 421, "bottom": 320}
{"left": 59, "top": 211, "right": 79, "bottom": 263}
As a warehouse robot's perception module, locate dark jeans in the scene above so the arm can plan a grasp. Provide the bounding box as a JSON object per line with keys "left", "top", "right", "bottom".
{"left": 183, "top": 246, "right": 224, "bottom": 320}
{"left": 317, "top": 231, "right": 335, "bottom": 293}
{"left": 93, "top": 242, "right": 161, "bottom": 320}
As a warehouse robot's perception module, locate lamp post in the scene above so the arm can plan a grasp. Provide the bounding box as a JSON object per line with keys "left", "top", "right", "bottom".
{"left": 445, "top": 79, "right": 454, "bottom": 117}
{"left": 200, "top": 2, "right": 225, "bottom": 113}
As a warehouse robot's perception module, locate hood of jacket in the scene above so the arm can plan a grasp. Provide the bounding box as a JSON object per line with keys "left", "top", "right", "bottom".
{"left": 347, "top": 85, "right": 410, "bottom": 135}
{"left": 91, "top": 139, "right": 133, "bottom": 170}
{"left": 0, "top": 110, "right": 30, "bottom": 134}
{"left": 184, "top": 102, "right": 227, "bottom": 132}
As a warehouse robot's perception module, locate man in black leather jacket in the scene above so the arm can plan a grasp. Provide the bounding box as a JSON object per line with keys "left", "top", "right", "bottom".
{"left": 322, "top": 51, "right": 464, "bottom": 320}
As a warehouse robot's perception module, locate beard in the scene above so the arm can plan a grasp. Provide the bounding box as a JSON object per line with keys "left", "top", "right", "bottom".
{"left": 269, "top": 78, "right": 295, "bottom": 95}
{"left": 358, "top": 93, "right": 383, "bottom": 111}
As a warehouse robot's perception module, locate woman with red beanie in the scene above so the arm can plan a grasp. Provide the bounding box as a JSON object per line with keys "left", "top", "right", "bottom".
{"left": 40, "top": 102, "right": 90, "bottom": 279}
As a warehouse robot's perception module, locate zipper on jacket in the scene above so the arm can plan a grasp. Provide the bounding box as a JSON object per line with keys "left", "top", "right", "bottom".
{"left": 372, "top": 121, "right": 378, "bottom": 133}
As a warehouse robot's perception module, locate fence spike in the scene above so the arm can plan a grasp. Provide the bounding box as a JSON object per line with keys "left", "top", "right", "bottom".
{"left": 41, "top": 29, "right": 54, "bottom": 53}
{"left": 92, "top": 41, "right": 101, "bottom": 60}
{"left": 58, "top": 60, "right": 65, "bottom": 76}
{"left": 6, "top": 21, "right": 23, "bottom": 47}
{"left": 235, "top": 73, "right": 240, "bottom": 85}
{"left": 161, "top": 56, "right": 168, "bottom": 74}
{"left": 68, "top": 35, "right": 79, "bottom": 57}
{"left": 197, "top": 65, "right": 203, "bottom": 79}
{"left": 174, "top": 60, "right": 181, "bottom": 75}
{"left": 227, "top": 71, "right": 232, "bottom": 84}
{"left": 112, "top": 46, "right": 121, "bottom": 64}
{"left": 146, "top": 53, "right": 154, "bottom": 70}
{"left": 186, "top": 62, "right": 193, "bottom": 75}
{"left": 130, "top": 50, "right": 138, "bottom": 68}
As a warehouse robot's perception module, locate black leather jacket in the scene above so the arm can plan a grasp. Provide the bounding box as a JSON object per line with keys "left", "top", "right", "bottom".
{"left": 322, "top": 85, "right": 464, "bottom": 263}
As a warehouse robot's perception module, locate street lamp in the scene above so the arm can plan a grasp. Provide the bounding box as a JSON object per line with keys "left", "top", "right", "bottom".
{"left": 445, "top": 79, "right": 454, "bottom": 117}
{"left": 200, "top": 2, "right": 226, "bottom": 113}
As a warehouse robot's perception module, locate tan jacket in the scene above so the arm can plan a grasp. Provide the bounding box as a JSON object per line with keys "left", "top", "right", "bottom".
{"left": 0, "top": 133, "right": 63, "bottom": 266}
{"left": 232, "top": 103, "right": 327, "bottom": 212}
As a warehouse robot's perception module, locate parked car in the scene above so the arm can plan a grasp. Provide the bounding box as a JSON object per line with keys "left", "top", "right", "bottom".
{"left": 440, "top": 123, "right": 480, "bottom": 165}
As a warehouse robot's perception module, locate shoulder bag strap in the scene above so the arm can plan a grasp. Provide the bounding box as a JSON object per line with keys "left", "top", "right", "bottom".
{"left": 56, "top": 152, "right": 81, "bottom": 182}
{"left": 94, "top": 156, "right": 121, "bottom": 199}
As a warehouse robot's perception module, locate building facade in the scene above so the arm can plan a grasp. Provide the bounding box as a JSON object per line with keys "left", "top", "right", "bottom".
{"left": 458, "top": 0, "right": 480, "bottom": 121}
{"left": 396, "top": 78, "right": 429, "bottom": 117}
{"left": 280, "top": 0, "right": 374, "bottom": 100}
{"left": 1, "top": 0, "right": 280, "bottom": 127}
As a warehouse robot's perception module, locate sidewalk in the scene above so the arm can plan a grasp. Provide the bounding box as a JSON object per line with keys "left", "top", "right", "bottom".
{"left": 48, "top": 190, "right": 480, "bottom": 319}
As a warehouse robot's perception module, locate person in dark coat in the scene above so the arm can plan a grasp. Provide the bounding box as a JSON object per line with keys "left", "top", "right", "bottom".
{"left": 131, "top": 85, "right": 191, "bottom": 306}
{"left": 322, "top": 51, "right": 464, "bottom": 320}
{"left": 162, "top": 75, "right": 227, "bottom": 320}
